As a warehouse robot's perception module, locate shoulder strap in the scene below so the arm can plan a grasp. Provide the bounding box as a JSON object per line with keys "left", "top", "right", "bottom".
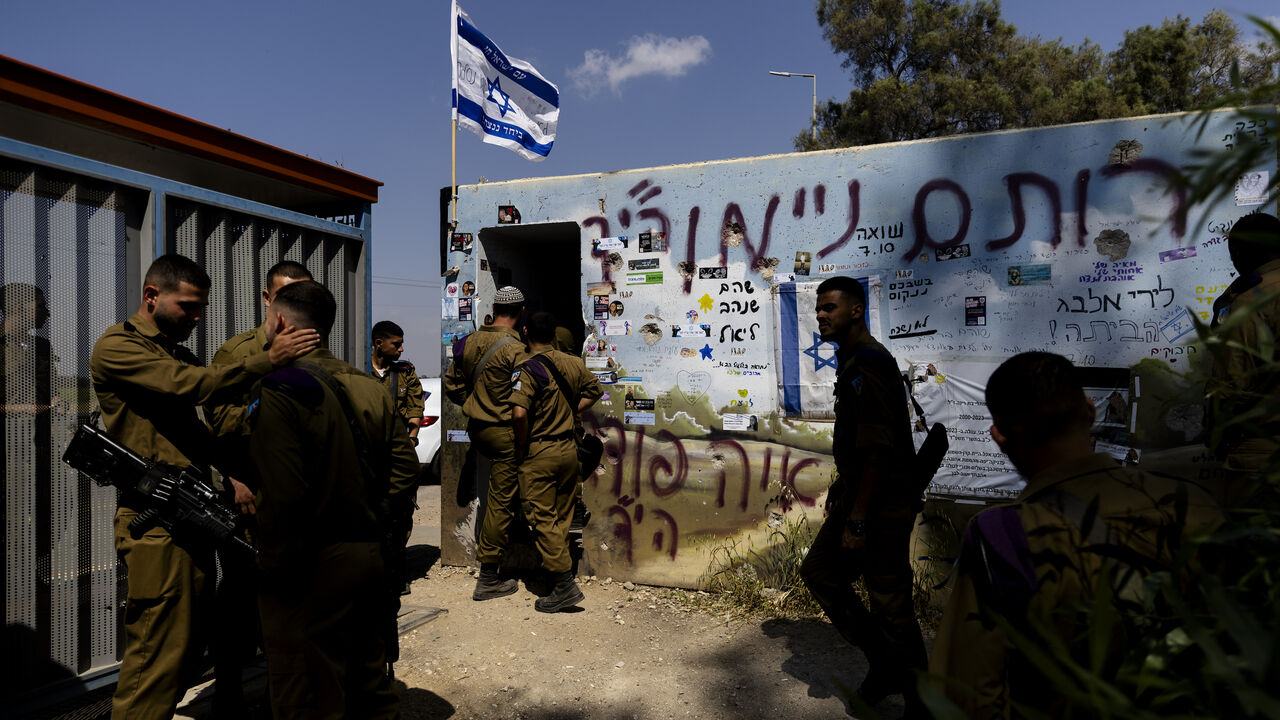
{"left": 296, "top": 360, "right": 378, "bottom": 489}
{"left": 472, "top": 335, "right": 519, "bottom": 387}
{"left": 532, "top": 354, "right": 576, "bottom": 410}
{"left": 388, "top": 364, "right": 399, "bottom": 401}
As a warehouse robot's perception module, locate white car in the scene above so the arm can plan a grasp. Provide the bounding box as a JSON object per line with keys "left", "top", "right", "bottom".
{"left": 415, "top": 377, "right": 442, "bottom": 484}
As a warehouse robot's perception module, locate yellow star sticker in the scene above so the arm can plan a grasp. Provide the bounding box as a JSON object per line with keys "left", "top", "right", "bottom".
{"left": 698, "top": 293, "right": 715, "bottom": 313}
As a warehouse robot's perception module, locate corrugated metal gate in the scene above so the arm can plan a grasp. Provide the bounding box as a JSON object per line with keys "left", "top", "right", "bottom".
{"left": 1, "top": 149, "right": 370, "bottom": 709}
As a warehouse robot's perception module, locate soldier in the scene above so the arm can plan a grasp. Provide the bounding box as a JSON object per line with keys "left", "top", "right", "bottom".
{"left": 443, "top": 285, "right": 528, "bottom": 600}
{"left": 206, "top": 259, "right": 312, "bottom": 715}
{"left": 248, "top": 280, "right": 417, "bottom": 720}
{"left": 370, "top": 320, "right": 426, "bottom": 447}
{"left": 1207, "top": 212, "right": 1280, "bottom": 505}
{"left": 89, "top": 254, "right": 318, "bottom": 720}
{"left": 931, "top": 352, "right": 1221, "bottom": 717}
{"left": 509, "top": 311, "right": 602, "bottom": 612}
{"left": 799, "top": 276, "right": 926, "bottom": 713}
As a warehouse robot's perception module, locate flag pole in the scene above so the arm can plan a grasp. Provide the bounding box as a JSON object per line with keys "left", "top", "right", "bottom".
{"left": 451, "top": 118, "right": 458, "bottom": 228}
{"left": 449, "top": 0, "right": 459, "bottom": 231}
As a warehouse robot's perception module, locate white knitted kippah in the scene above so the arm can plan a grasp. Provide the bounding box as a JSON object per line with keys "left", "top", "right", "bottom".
{"left": 494, "top": 285, "right": 525, "bottom": 304}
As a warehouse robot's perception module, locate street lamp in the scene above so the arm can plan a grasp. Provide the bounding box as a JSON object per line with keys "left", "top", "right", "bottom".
{"left": 769, "top": 70, "right": 817, "bottom": 142}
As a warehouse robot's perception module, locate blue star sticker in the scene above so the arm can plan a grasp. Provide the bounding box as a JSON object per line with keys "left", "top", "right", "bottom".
{"left": 486, "top": 76, "right": 514, "bottom": 118}
{"left": 699, "top": 343, "right": 714, "bottom": 360}
{"left": 803, "top": 332, "right": 838, "bottom": 372}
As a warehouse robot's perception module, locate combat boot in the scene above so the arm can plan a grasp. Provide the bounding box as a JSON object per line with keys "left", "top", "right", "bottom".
{"left": 472, "top": 563, "right": 518, "bottom": 601}
{"left": 534, "top": 571, "right": 584, "bottom": 613}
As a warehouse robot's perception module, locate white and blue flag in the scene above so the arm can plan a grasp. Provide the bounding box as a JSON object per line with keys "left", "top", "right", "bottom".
{"left": 774, "top": 277, "right": 881, "bottom": 419}
{"left": 451, "top": 1, "right": 559, "bottom": 161}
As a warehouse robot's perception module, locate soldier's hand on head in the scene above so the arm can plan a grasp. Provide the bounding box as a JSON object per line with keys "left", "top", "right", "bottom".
{"left": 268, "top": 324, "right": 321, "bottom": 367}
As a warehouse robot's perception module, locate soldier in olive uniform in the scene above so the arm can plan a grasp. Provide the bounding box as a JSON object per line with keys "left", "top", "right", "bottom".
{"left": 370, "top": 320, "right": 426, "bottom": 446}
{"left": 206, "top": 260, "right": 311, "bottom": 715}
{"left": 509, "top": 311, "right": 603, "bottom": 612}
{"left": 89, "top": 254, "right": 318, "bottom": 720}
{"left": 1207, "top": 212, "right": 1280, "bottom": 505}
{"left": 248, "top": 281, "right": 418, "bottom": 720}
{"left": 443, "top": 285, "right": 528, "bottom": 600}
{"left": 799, "top": 276, "right": 926, "bottom": 714}
{"left": 931, "top": 352, "right": 1221, "bottom": 718}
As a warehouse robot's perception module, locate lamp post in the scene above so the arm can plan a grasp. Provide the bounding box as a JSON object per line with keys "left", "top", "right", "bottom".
{"left": 769, "top": 70, "right": 817, "bottom": 142}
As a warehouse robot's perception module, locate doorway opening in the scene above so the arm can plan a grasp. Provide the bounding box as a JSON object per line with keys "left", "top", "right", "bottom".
{"left": 477, "top": 222, "right": 584, "bottom": 349}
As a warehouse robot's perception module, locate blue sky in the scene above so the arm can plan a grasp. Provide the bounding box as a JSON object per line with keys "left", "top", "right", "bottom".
{"left": 3, "top": 0, "right": 1276, "bottom": 373}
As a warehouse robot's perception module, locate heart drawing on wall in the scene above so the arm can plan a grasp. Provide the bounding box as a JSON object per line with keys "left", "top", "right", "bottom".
{"left": 677, "top": 370, "right": 712, "bottom": 404}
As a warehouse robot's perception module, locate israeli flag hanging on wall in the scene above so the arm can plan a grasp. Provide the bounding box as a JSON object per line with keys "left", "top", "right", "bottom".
{"left": 774, "top": 277, "right": 881, "bottom": 419}
{"left": 451, "top": 1, "right": 559, "bottom": 161}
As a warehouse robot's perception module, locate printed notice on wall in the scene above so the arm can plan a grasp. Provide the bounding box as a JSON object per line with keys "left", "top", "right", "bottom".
{"left": 723, "top": 414, "right": 758, "bottom": 431}
{"left": 1236, "top": 171, "right": 1269, "bottom": 206}
{"left": 446, "top": 430, "right": 470, "bottom": 443}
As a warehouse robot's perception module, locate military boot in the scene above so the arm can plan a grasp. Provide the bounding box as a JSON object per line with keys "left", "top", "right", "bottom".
{"left": 534, "top": 571, "right": 584, "bottom": 613}
{"left": 472, "top": 563, "right": 518, "bottom": 601}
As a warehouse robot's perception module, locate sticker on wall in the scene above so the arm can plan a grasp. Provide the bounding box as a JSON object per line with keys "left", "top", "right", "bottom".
{"left": 587, "top": 282, "right": 615, "bottom": 296}
{"left": 461, "top": 281, "right": 476, "bottom": 297}
{"left": 699, "top": 343, "right": 714, "bottom": 360}
{"left": 600, "top": 319, "right": 631, "bottom": 336}
{"left": 447, "top": 430, "right": 471, "bottom": 443}
{"left": 723, "top": 414, "right": 759, "bottom": 432}
{"left": 593, "top": 295, "right": 611, "bottom": 319}
{"left": 935, "top": 244, "right": 971, "bottom": 262}
{"left": 585, "top": 356, "right": 616, "bottom": 370}
{"left": 1159, "top": 247, "right": 1197, "bottom": 263}
{"left": 609, "top": 300, "right": 625, "bottom": 317}
{"left": 458, "top": 297, "right": 473, "bottom": 322}
{"left": 965, "top": 296, "right": 987, "bottom": 326}
{"left": 1159, "top": 305, "right": 1196, "bottom": 344}
{"left": 617, "top": 376, "right": 643, "bottom": 384}
{"left": 671, "top": 324, "right": 711, "bottom": 338}
{"left": 698, "top": 266, "right": 728, "bottom": 279}
{"left": 629, "top": 258, "right": 660, "bottom": 271}
{"left": 631, "top": 398, "right": 655, "bottom": 411}
{"left": 445, "top": 283, "right": 460, "bottom": 298}
{"left": 498, "top": 205, "right": 521, "bottom": 224}
{"left": 698, "top": 293, "right": 715, "bottom": 313}
{"left": 626, "top": 271, "right": 663, "bottom": 285}
{"left": 1236, "top": 171, "right": 1270, "bottom": 206}
{"left": 1007, "top": 264, "right": 1051, "bottom": 286}
{"left": 480, "top": 258, "right": 489, "bottom": 271}
{"left": 592, "top": 236, "right": 629, "bottom": 251}
{"left": 773, "top": 272, "right": 796, "bottom": 284}
{"left": 450, "top": 232, "right": 474, "bottom": 252}
{"left": 638, "top": 231, "right": 668, "bottom": 252}
{"left": 594, "top": 371, "right": 619, "bottom": 384}
{"left": 623, "top": 411, "right": 656, "bottom": 426}
{"left": 795, "top": 251, "right": 812, "bottom": 276}
{"left": 442, "top": 298, "right": 459, "bottom": 320}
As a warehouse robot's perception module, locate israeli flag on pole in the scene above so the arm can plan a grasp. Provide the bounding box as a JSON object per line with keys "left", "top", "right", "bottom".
{"left": 774, "top": 277, "right": 881, "bottom": 419}
{"left": 451, "top": 1, "right": 559, "bottom": 161}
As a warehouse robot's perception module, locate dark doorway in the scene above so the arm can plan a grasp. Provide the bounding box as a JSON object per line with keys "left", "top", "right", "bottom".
{"left": 477, "top": 222, "right": 584, "bottom": 349}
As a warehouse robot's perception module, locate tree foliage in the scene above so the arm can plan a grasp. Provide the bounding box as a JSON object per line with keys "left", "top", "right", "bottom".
{"left": 802, "top": 1, "right": 1280, "bottom": 150}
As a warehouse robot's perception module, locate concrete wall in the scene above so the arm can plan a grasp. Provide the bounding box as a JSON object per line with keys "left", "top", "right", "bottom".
{"left": 439, "top": 109, "right": 1276, "bottom": 588}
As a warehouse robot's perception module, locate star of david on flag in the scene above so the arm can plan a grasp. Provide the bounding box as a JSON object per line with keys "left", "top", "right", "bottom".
{"left": 451, "top": 1, "right": 559, "bottom": 161}
{"left": 774, "top": 278, "right": 880, "bottom": 418}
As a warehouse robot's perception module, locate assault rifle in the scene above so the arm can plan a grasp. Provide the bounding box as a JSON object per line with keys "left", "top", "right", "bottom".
{"left": 62, "top": 415, "right": 256, "bottom": 557}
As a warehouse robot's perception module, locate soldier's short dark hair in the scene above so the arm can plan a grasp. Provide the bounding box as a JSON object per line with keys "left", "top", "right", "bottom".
{"left": 272, "top": 281, "right": 336, "bottom": 335}
{"left": 493, "top": 301, "right": 524, "bottom": 320}
{"left": 1228, "top": 212, "right": 1280, "bottom": 274}
{"left": 816, "top": 276, "right": 866, "bottom": 307}
{"left": 144, "top": 254, "right": 210, "bottom": 292}
{"left": 986, "top": 352, "right": 1092, "bottom": 443}
{"left": 265, "top": 260, "right": 312, "bottom": 287}
{"left": 372, "top": 320, "right": 404, "bottom": 341}
{"left": 526, "top": 311, "right": 557, "bottom": 344}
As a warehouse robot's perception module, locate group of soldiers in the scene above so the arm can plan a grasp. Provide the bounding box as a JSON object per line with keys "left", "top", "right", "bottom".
{"left": 442, "top": 285, "right": 603, "bottom": 613}
{"left": 90, "top": 255, "right": 421, "bottom": 720}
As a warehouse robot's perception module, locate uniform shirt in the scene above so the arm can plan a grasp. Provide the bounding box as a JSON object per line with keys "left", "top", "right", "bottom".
{"left": 1210, "top": 258, "right": 1280, "bottom": 450}
{"left": 207, "top": 323, "right": 268, "bottom": 439}
{"left": 89, "top": 312, "right": 271, "bottom": 479}
{"left": 248, "top": 349, "right": 419, "bottom": 572}
{"left": 371, "top": 359, "right": 426, "bottom": 429}
{"left": 443, "top": 325, "right": 527, "bottom": 423}
{"left": 508, "top": 348, "right": 603, "bottom": 439}
{"left": 832, "top": 338, "right": 914, "bottom": 493}
{"left": 930, "top": 453, "right": 1221, "bottom": 718}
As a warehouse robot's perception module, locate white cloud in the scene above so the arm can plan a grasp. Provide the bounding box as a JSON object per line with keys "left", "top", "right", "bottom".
{"left": 569, "top": 34, "right": 711, "bottom": 95}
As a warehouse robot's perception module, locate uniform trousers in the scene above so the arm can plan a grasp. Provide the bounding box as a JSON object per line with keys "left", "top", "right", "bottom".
{"left": 111, "top": 508, "right": 213, "bottom": 720}
{"left": 258, "top": 541, "right": 397, "bottom": 720}
{"left": 471, "top": 422, "right": 520, "bottom": 565}
{"left": 800, "top": 496, "right": 926, "bottom": 684}
{"left": 518, "top": 438, "right": 579, "bottom": 573}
